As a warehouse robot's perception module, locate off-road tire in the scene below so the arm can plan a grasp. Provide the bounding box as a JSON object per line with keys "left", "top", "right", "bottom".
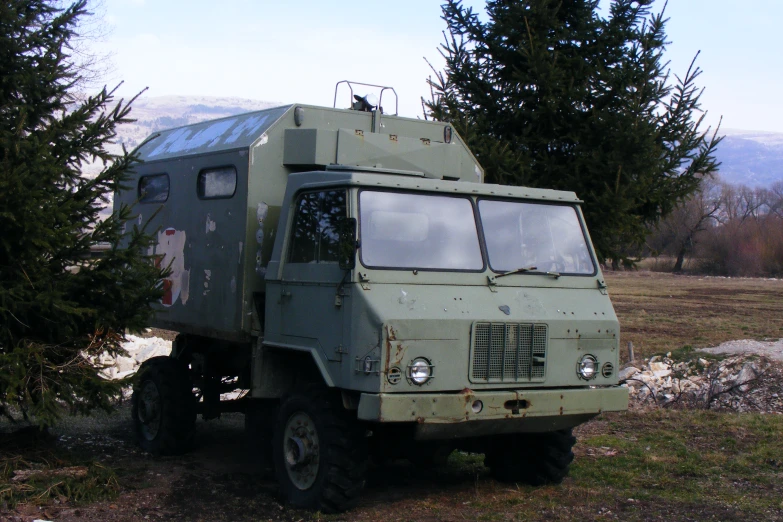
{"left": 273, "top": 388, "right": 368, "bottom": 513}
{"left": 131, "top": 356, "right": 196, "bottom": 455}
{"left": 485, "top": 429, "right": 576, "bottom": 485}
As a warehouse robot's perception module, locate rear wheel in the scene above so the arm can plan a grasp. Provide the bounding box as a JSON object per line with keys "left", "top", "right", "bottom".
{"left": 485, "top": 429, "right": 576, "bottom": 485}
{"left": 131, "top": 357, "right": 196, "bottom": 455}
{"left": 273, "top": 389, "right": 367, "bottom": 512}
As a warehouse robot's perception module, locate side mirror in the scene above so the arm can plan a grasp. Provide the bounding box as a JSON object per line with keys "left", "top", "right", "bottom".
{"left": 338, "top": 217, "right": 358, "bottom": 270}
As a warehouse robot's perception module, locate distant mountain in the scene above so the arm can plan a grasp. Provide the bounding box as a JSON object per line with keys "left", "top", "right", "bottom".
{"left": 87, "top": 96, "right": 783, "bottom": 190}
{"left": 713, "top": 129, "right": 783, "bottom": 187}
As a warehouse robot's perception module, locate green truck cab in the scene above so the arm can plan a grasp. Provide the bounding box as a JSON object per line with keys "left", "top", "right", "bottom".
{"left": 118, "top": 86, "right": 627, "bottom": 512}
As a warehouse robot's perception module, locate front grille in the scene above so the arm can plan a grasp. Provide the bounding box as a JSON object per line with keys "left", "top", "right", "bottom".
{"left": 471, "top": 323, "right": 547, "bottom": 382}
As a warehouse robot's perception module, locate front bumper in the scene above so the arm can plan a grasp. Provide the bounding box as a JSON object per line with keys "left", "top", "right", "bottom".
{"left": 357, "top": 386, "right": 628, "bottom": 439}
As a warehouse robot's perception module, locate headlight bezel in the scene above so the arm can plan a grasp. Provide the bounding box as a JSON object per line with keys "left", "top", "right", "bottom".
{"left": 407, "top": 357, "right": 434, "bottom": 385}
{"left": 577, "top": 354, "right": 599, "bottom": 381}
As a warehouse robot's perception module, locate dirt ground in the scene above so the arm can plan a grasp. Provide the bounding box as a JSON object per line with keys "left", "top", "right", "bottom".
{"left": 1, "top": 407, "right": 511, "bottom": 522}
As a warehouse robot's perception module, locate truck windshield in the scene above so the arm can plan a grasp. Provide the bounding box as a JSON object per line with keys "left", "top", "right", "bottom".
{"left": 359, "top": 191, "right": 483, "bottom": 270}
{"left": 478, "top": 200, "right": 595, "bottom": 275}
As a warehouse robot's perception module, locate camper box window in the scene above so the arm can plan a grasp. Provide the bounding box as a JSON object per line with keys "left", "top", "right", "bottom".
{"left": 138, "top": 173, "right": 169, "bottom": 203}
{"left": 198, "top": 166, "right": 237, "bottom": 199}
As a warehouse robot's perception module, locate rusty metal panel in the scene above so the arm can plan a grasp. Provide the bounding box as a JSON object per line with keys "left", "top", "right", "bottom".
{"left": 356, "top": 387, "right": 629, "bottom": 424}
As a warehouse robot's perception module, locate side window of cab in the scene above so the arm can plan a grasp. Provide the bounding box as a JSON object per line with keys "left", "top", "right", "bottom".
{"left": 288, "top": 190, "right": 347, "bottom": 264}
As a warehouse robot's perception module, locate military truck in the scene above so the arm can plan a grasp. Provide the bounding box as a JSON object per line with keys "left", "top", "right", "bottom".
{"left": 118, "top": 83, "right": 627, "bottom": 512}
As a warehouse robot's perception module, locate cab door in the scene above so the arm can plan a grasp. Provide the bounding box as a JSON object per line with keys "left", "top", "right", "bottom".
{"left": 279, "top": 190, "right": 349, "bottom": 364}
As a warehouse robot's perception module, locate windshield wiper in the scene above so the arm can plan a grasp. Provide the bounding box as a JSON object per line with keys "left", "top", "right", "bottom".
{"left": 494, "top": 266, "right": 538, "bottom": 279}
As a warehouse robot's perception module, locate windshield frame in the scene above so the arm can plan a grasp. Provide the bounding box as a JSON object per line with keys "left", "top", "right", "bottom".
{"left": 357, "top": 188, "right": 487, "bottom": 273}
{"left": 476, "top": 196, "right": 598, "bottom": 277}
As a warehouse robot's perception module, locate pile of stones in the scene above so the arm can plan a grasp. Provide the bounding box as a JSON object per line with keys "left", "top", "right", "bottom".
{"left": 621, "top": 353, "right": 783, "bottom": 413}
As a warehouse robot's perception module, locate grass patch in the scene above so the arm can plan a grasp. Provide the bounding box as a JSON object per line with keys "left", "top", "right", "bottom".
{"left": 568, "top": 410, "right": 783, "bottom": 518}
{"left": 347, "top": 410, "right": 783, "bottom": 522}
{"left": 662, "top": 344, "right": 725, "bottom": 365}
{"left": 0, "top": 430, "right": 119, "bottom": 509}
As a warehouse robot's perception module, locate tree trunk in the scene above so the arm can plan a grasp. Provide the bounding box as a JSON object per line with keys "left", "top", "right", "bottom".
{"left": 673, "top": 247, "right": 686, "bottom": 272}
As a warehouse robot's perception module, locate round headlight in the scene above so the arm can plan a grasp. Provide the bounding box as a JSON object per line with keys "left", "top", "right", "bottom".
{"left": 577, "top": 354, "right": 598, "bottom": 380}
{"left": 408, "top": 358, "right": 432, "bottom": 385}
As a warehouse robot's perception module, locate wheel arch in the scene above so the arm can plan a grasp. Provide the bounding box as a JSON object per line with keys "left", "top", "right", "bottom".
{"left": 252, "top": 343, "right": 335, "bottom": 399}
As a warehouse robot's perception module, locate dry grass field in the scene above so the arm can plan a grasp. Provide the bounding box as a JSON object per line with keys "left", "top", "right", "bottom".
{"left": 606, "top": 271, "right": 783, "bottom": 361}
{"left": 2, "top": 271, "right": 782, "bottom": 521}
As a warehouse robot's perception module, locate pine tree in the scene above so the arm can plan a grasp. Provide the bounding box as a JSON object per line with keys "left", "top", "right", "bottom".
{"left": 427, "top": 0, "right": 722, "bottom": 264}
{"left": 0, "top": 0, "right": 166, "bottom": 426}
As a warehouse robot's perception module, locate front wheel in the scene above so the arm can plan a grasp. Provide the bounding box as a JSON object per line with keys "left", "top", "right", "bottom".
{"left": 485, "top": 429, "right": 576, "bottom": 485}
{"left": 273, "top": 389, "right": 367, "bottom": 513}
{"left": 131, "top": 356, "right": 196, "bottom": 455}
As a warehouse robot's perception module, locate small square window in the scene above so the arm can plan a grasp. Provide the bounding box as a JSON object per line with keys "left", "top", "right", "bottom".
{"left": 198, "top": 166, "right": 237, "bottom": 199}
{"left": 138, "top": 174, "right": 169, "bottom": 203}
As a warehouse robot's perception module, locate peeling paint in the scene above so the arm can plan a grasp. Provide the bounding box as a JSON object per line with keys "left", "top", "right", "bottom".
{"left": 203, "top": 269, "right": 211, "bottom": 296}
{"left": 206, "top": 214, "right": 216, "bottom": 233}
{"left": 397, "top": 288, "right": 423, "bottom": 311}
{"left": 148, "top": 120, "right": 235, "bottom": 158}
{"left": 515, "top": 291, "right": 546, "bottom": 316}
{"left": 257, "top": 202, "right": 269, "bottom": 224}
{"left": 137, "top": 107, "right": 288, "bottom": 162}
{"left": 254, "top": 202, "right": 270, "bottom": 274}
{"left": 180, "top": 270, "right": 190, "bottom": 305}
{"left": 255, "top": 249, "right": 266, "bottom": 276}
{"left": 155, "top": 228, "right": 188, "bottom": 307}
{"left": 225, "top": 115, "right": 270, "bottom": 144}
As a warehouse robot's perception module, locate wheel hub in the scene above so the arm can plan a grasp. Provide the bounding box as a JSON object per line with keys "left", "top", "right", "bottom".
{"left": 283, "top": 412, "right": 320, "bottom": 490}
{"left": 137, "top": 381, "right": 161, "bottom": 440}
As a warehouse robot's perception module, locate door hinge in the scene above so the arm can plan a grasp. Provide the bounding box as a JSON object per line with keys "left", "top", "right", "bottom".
{"left": 329, "top": 344, "right": 348, "bottom": 363}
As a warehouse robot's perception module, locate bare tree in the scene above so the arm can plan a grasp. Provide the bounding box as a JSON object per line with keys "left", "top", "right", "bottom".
{"left": 768, "top": 181, "right": 783, "bottom": 218}
{"left": 651, "top": 178, "right": 722, "bottom": 272}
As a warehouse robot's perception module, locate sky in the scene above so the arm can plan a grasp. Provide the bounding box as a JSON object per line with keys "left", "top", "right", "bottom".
{"left": 94, "top": 0, "right": 783, "bottom": 133}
